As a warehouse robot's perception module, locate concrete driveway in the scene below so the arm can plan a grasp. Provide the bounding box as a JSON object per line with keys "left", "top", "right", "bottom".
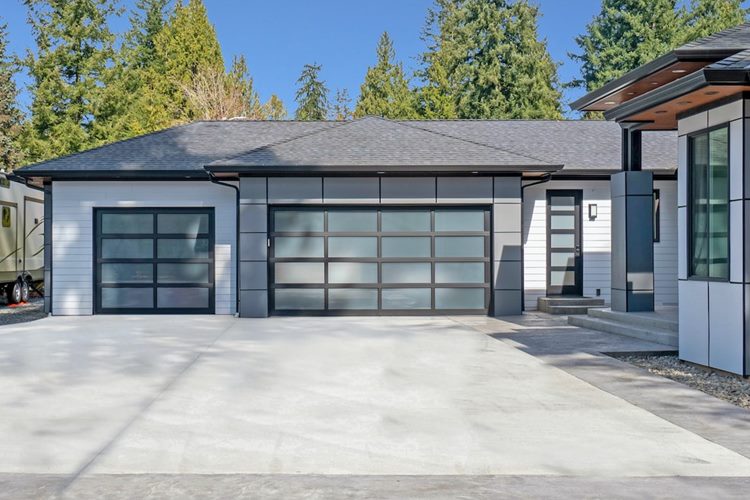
{"left": 2, "top": 315, "right": 750, "bottom": 497}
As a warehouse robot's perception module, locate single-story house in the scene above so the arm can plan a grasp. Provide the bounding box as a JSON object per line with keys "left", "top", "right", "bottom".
{"left": 572, "top": 22, "right": 750, "bottom": 376}
{"left": 15, "top": 117, "right": 677, "bottom": 318}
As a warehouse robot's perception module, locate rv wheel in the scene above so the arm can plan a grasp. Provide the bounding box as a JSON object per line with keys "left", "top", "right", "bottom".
{"left": 6, "top": 282, "right": 21, "bottom": 305}
{"left": 20, "top": 281, "right": 29, "bottom": 303}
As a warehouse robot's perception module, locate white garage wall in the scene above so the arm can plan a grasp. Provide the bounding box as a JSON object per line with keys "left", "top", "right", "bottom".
{"left": 523, "top": 179, "right": 677, "bottom": 310}
{"left": 52, "top": 181, "right": 236, "bottom": 315}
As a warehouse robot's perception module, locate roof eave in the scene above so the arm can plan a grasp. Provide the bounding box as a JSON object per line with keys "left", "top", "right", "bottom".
{"left": 205, "top": 164, "right": 563, "bottom": 175}
{"left": 13, "top": 169, "right": 210, "bottom": 180}
{"left": 603, "top": 70, "right": 710, "bottom": 122}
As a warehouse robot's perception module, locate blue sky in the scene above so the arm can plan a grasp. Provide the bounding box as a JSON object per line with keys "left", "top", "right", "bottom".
{"left": 0, "top": 0, "right": 652, "bottom": 118}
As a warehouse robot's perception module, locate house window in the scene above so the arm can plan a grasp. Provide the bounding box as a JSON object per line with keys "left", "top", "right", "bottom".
{"left": 653, "top": 189, "right": 660, "bottom": 243}
{"left": 688, "top": 126, "right": 729, "bottom": 280}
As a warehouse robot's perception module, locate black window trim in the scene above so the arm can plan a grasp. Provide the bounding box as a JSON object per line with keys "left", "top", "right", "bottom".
{"left": 653, "top": 189, "right": 660, "bottom": 243}
{"left": 686, "top": 124, "right": 730, "bottom": 283}
{"left": 93, "top": 207, "right": 216, "bottom": 314}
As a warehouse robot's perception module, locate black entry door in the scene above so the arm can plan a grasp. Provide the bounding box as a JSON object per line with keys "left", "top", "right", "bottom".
{"left": 546, "top": 190, "right": 582, "bottom": 296}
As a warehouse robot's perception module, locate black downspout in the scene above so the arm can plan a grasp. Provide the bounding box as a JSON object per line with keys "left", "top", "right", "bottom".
{"left": 520, "top": 173, "right": 553, "bottom": 312}
{"left": 205, "top": 169, "right": 240, "bottom": 317}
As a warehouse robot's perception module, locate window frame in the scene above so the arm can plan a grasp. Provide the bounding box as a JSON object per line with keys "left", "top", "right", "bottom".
{"left": 687, "top": 124, "right": 730, "bottom": 282}
{"left": 653, "top": 189, "right": 660, "bottom": 243}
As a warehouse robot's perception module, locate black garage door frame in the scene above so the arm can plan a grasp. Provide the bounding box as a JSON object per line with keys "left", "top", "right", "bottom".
{"left": 268, "top": 205, "right": 492, "bottom": 316}
{"left": 93, "top": 207, "right": 215, "bottom": 314}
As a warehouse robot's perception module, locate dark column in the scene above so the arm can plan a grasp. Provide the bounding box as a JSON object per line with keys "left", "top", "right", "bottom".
{"left": 621, "top": 127, "right": 642, "bottom": 171}
{"left": 611, "top": 171, "right": 654, "bottom": 312}
{"left": 43, "top": 182, "right": 52, "bottom": 314}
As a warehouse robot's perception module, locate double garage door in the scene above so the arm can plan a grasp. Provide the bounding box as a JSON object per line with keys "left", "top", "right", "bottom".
{"left": 94, "top": 208, "right": 214, "bottom": 314}
{"left": 269, "top": 207, "right": 491, "bottom": 314}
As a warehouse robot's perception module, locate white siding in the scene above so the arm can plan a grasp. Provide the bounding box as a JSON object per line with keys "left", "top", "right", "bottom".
{"left": 654, "top": 180, "right": 678, "bottom": 306}
{"left": 523, "top": 179, "right": 678, "bottom": 310}
{"left": 52, "top": 181, "right": 236, "bottom": 315}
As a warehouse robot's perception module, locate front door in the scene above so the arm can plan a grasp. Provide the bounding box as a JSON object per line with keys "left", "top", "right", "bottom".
{"left": 546, "top": 190, "right": 582, "bottom": 296}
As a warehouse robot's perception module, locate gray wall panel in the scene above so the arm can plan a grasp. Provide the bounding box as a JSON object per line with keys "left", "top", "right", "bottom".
{"left": 679, "top": 280, "right": 709, "bottom": 366}
{"left": 240, "top": 233, "right": 267, "bottom": 261}
{"left": 239, "top": 204, "right": 267, "bottom": 233}
{"left": 493, "top": 203, "right": 521, "bottom": 233}
{"left": 240, "top": 261, "right": 268, "bottom": 290}
{"left": 437, "top": 177, "right": 492, "bottom": 203}
{"left": 493, "top": 261, "right": 522, "bottom": 290}
{"left": 324, "top": 177, "right": 379, "bottom": 204}
{"left": 380, "top": 177, "right": 436, "bottom": 204}
{"left": 708, "top": 282, "right": 745, "bottom": 374}
{"left": 493, "top": 232, "right": 522, "bottom": 262}
{"left": 493, "top": 177, "right": 521, "bottom": 204}
{"left": 493, "top": 290, "right": 522, "bottom": 316}
{"left": 240, "top": 290, "right": 268, "bottom": 317}
{"left": 240, "top": 177, "right": 267, "bottom": 204}
{"left": 268, "top": 177, "right": 322, "bottom": 204}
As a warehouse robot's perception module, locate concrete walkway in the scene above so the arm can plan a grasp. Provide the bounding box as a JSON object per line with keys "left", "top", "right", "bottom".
{"left": 1, "top": 314, "right": 750, "bottom": 498}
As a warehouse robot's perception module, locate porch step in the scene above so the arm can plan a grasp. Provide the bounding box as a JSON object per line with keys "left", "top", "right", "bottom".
{"left": 537, "top": 296, "right": 605, "bottom": 314}
{"left": 568, "top": 314, "right": 678, "bottom": 347}
{"left": 588, "top": 308, "right": 678, "bottom": 333}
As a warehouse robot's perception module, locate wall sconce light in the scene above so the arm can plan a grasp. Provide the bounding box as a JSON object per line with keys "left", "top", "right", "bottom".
{"left": 589, "top": 204, "right": 598, "bottom": 220}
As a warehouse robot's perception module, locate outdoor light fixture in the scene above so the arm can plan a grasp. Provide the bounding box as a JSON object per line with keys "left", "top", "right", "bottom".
{"left": 589, "top": 203, "right": 598, "bottom": 220}
{"left": 671, "top": 69, "right": 687, "bottom": 73}
{"left": 604, "top": 101, "right": 616, "bottom": 105}
{"left": 655, "top": 110, "right": 667, "bottom": 114}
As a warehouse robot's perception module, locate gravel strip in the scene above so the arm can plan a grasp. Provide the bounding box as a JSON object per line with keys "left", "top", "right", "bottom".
{"left": 0, "top": 298, "right": 46, "bottom": 326}
{"left": 615, "top": 353, "right": 750, "bottom": 410}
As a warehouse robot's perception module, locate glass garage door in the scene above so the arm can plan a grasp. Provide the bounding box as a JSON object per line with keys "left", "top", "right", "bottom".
{"left": 269, "top": 207, "right": 490, "bottom": 315}
{"left": 94, "top": 208, "right": 214, "bottom": 314}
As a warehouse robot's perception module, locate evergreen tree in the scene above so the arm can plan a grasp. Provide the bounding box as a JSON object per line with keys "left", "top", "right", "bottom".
{"left": 22, "top": 0, "right": 118, "bottom": 161}
{"left": 294, "top": 63, "right": 328, "bottom": 120}
{"left": 153, "top": 0, "right": 223, "bottom": 123}
{"left": 419, "top": 0, "right": 562, "bottom": 119}
{"left": 572, "top": 0, "right": 683, "bottom": 92}
{"left": 0, "top": 22, "right": 23, "bottom": 170}
{"left": 96, "top": 0, "right": 170, "bottom": 141}
{"left": 332, "top": 88, "right": 352, "bottom": 120}
{"left": 354, "top": 32, "right": 417, "bottom": 119}
{"left": 682, "top": 0, "right": 747, "bottom": 42}
{"left": 264, "top": 94, "right": 287, "bottom": 120}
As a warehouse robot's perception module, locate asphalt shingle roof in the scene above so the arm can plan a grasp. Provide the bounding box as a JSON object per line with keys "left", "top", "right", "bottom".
{"left": 209, "top": 116, "right": 553, "bottom": 169}
{"left": 407, "top": 120, "right": 677, "bottom": 172}
{"left": 677, "top": 22, "right": 750, "bottom": 54}
{"left": 16, "top": 116, "right": 678, "bottom": 176}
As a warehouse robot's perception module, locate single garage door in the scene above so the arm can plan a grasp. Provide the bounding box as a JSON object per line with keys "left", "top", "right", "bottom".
{"left": 269, "top": 207, "right": 490, "bottom": 315}
{"left": 94, "top": 208, "right": 214, "bottom": 314}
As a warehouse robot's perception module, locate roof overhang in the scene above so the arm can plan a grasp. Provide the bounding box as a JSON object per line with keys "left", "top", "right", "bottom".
{"left": 205, "top": 164, "right": 563, "bottom": 175}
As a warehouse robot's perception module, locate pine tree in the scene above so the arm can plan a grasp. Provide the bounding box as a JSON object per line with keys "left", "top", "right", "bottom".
{"left": 419, "top": 0, "right": 562, "bottom": 119}
{"left": 354, "top": 32, "right": 417, "bottom": 119}
{"left": 294, "top": 63, "right": 329, "bottom": 120}
{"left": 95, "top": 0, "right": 170, "bottom": 141}
{"left": 682, "top": 0, "right": 748, "bottom": 42}
{"left": 264, "top": 94, "right": 287, "bottom": 120}
{"left": 22, "top": 0, "right": 119, "bottom": 162}
{"left": 572, "top": 0, "right": 683, "bottom": 92}
{"left": 332, "top": 89, "right": 352, "bottom": 120}
{"left": 0, "top": 22, "right": 23, "bottom": 171}
{"left": 152, "top": 0, "right": 224, "bottom": 123}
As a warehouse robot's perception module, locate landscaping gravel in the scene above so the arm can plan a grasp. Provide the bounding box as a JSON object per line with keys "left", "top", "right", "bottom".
{"left": 616, "top": 353, "right": 750, "bottom": 410}
{"left": 0, "top": 298, "right": 45, "bottom": 326}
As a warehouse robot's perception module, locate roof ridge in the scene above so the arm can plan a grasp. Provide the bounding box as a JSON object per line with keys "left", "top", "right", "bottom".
{"left": 206, "top": 120, "right": 348, "bottom": 166}
{"left": 17, "top": 121, "right": 201, "bottom": 172}
{"left": 397, "top": 120, "right": 552, "bottom": 165}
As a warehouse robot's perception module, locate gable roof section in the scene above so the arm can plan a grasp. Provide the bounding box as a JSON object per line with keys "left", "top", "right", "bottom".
{"left": 207, "top": 116, "right": 556, "bottom": 173}
{"left": 677, "top": 22, "right": 750, "bottom": 56}
{"left": 17, "top": 120, "right": 338, "bottom": 177}
{"left": 407, "top": 120, "right": 677, "bottom": 173}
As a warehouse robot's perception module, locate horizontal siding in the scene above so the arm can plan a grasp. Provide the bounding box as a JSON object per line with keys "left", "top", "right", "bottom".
{"left": 524, "top": 179, "right": 677, "bottom": 310}
{"left": 52, "top": 181, "right": 236, "bottom": 316}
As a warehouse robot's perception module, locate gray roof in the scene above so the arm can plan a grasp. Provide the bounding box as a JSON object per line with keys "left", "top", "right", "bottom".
{"left": 16, "top": 116, "right": 677, "bottom": 178}
{"left": 209, "top": 116, "right": 553, "bottom": 170}
{"left": 407, "top": 120, "right": 677, "bottom": 172}
{"left": 677, "top": 22, "right": 750, "bottom": 54}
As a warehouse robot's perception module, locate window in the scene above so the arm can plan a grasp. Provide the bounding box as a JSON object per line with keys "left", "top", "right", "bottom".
{"left": 653, "top": 189, "right": 660, "bottom": 243}
{"left": 688, "top": 127, "right": 729, "bottom": 280}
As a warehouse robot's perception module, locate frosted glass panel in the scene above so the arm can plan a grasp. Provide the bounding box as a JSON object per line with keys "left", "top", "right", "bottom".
{"left": 435, "top": 263, "right": 484, "bottom": 283}
{"left": 550, "top": 270, "right": 576, "bottom": 286}
{"left": 550, "top": 234, "right": 575, "bottom": 248}
{"left": 328, "top": 237, "right": 377, "bottom": 257}
{"left": 101, "top": 288, "right": 153, "bottom": 308}
{"left": 328, "top": 211, "right": 377, "bottom": 232}
{"left": 435, "top": 210, "right": 484, "bottom": 231}
{"left": 382, "top": 237, "right": 431, "bottom": 257}
{"left": 381, "top": 211, "right": 430, "bottom": 231}
{"left": 382, "top": 263, "right": 431, "bottom": 283}
{"left": 328, "top": 263, "right": 377, "bottom": 284}
{"left": 550, "top": 215, "right": 575, "bottom": 230}
{"left": 102, "top": 239, "right": 153, "bottom": 259}
{"left": 274, "top": 237, "right": 324, "bottom": 257}
{"left": 328, "top": 289, "right": 378, "bottom": 310}
{"left": 435, "top": 236, "right": 484, "bottom": 257}
{"left": 274, "top": 211, "right": 324, "bottom": 232}
{"left": 274, "top": 289, "right": 324, "bottom": 309}
{"left": 435, "top": 288, "right": 485, "bottom": 309}
{"left": 550, "top": 252, "right": 575, "bottom": 267}
{"left": 382, "top": 288, "right": 431, "bottom": 309}
{"left": 274, "top": 263, "right": 324, "bottom": 284}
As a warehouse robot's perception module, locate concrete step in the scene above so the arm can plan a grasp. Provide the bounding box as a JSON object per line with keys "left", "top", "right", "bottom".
{"left": 588, "top": 308, "right": 678, "bottom": 333}
{"left": 540, "top": 305, "right": 606, "bottom": 315}
{"left": 538, "top": 296, "right": 606, "bottom": 314}
{"left": 568, "top": 315, "right": 678, "bottom": 347}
